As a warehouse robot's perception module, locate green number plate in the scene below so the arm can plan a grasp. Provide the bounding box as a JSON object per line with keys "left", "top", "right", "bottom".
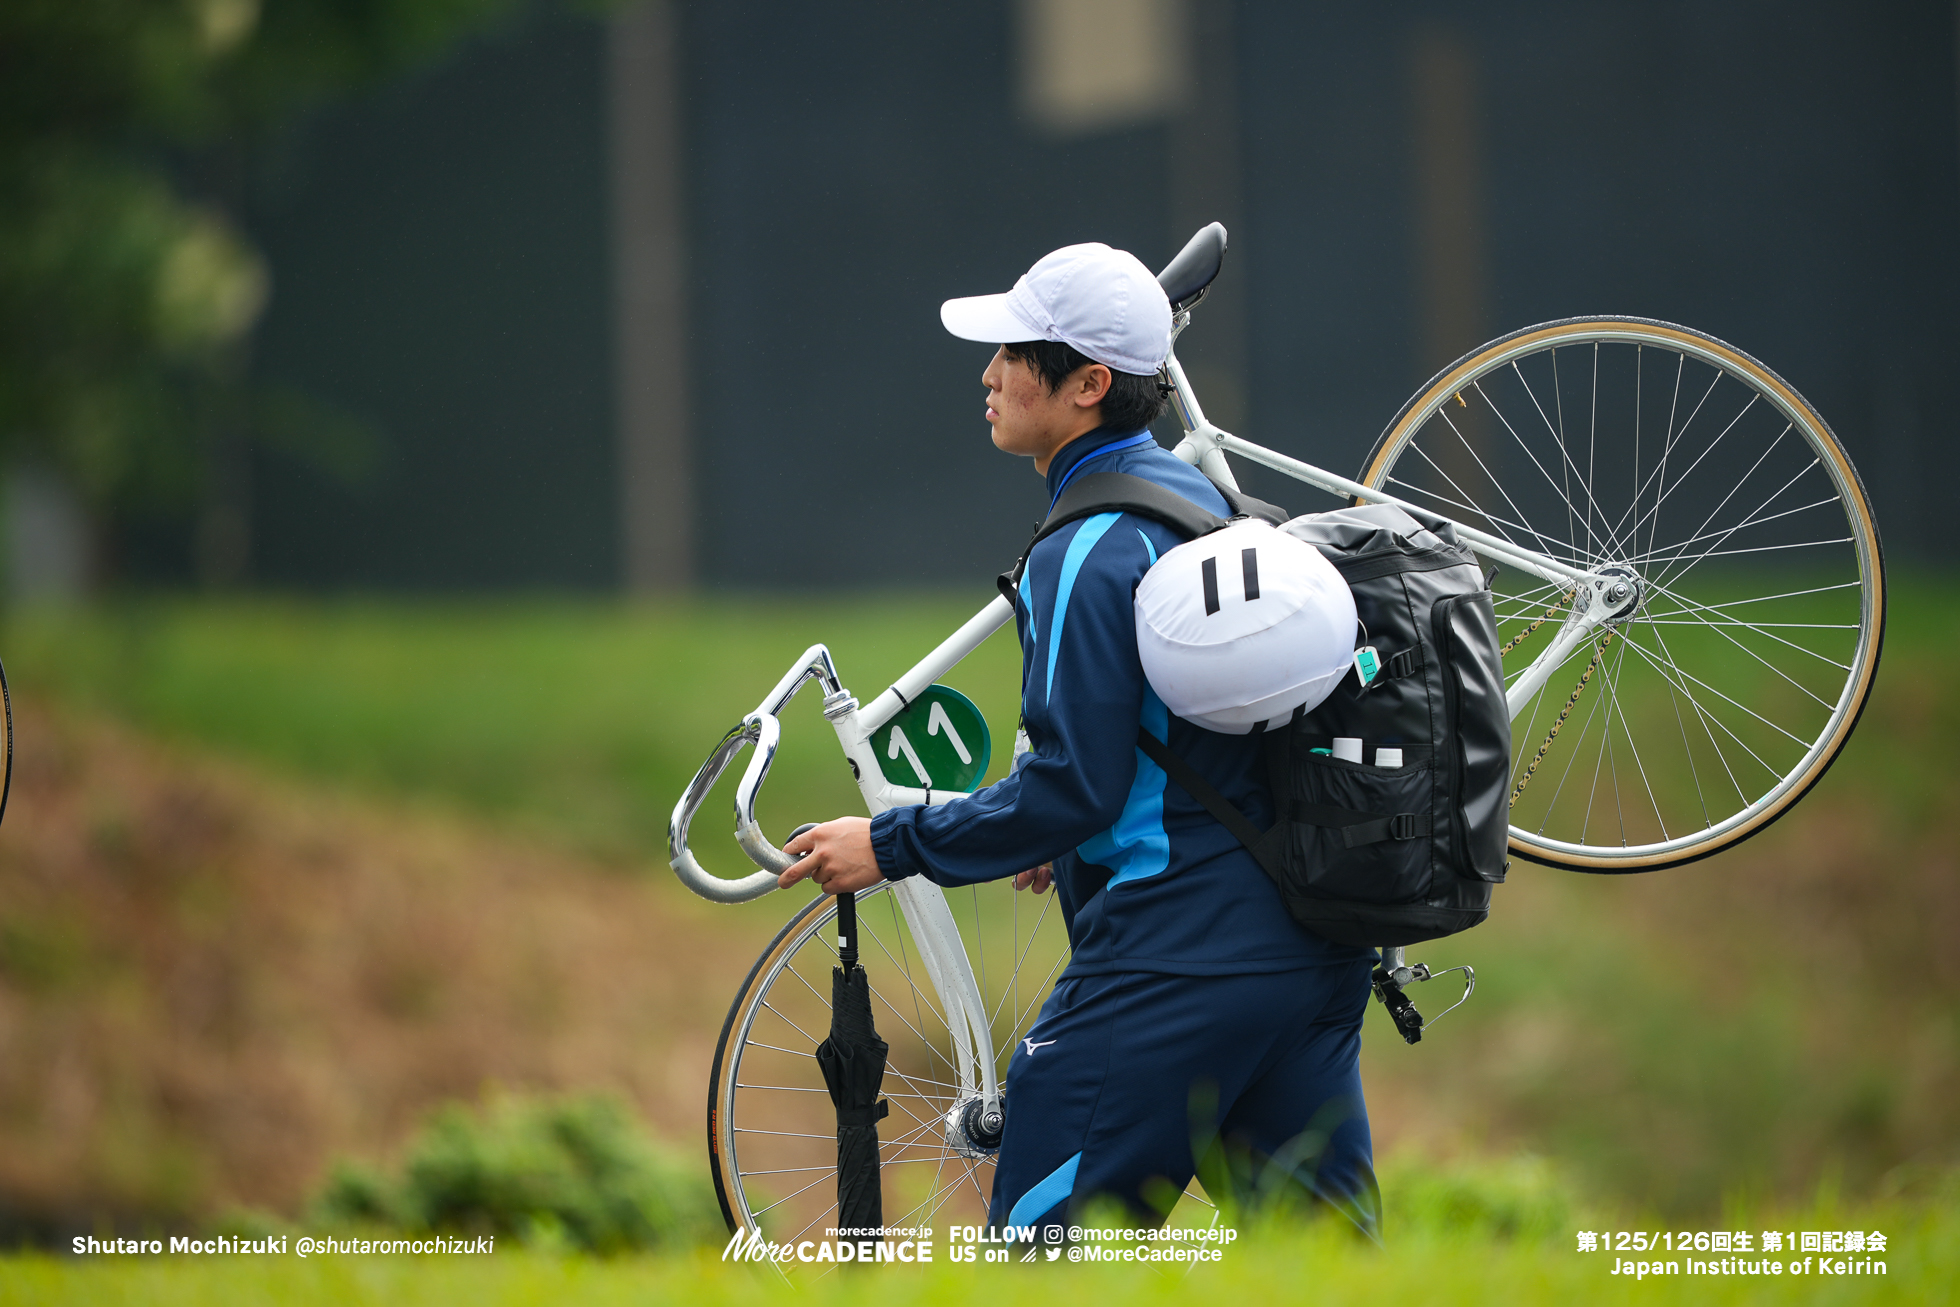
{"left": 868, "top": 684, "right": 991, "bottom": 792}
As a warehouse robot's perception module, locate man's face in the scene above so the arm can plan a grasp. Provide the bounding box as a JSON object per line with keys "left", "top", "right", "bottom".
{"left": 981, "top": 347, "right": 1108, "bottom": 473}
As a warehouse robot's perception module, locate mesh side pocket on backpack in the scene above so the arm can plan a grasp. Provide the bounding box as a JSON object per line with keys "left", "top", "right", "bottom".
{"left": 1280, "top": 753, "right": 1436, "bottom": 905}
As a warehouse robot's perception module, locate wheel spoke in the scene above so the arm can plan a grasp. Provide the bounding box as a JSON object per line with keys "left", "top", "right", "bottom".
{"left": 1617, "top": 636, "right": 1789, "bottom": 780}
{"left": 1594, "top": 636, "right": 1666, "bottom": 841}
{"left": 737, "top": 1084, "right": 829, "bottom": 1093}
{"left": 1644, "top": 580, "right": 1855, "bottom": 671}
{"left": 1487, "top": 370, "right": 1623, "bottom": 561}
{"left": 1008, "top": 943, "right": 1071, "bottom": 1045}
{"left": 1508, "top": 666, "right": 1550, "bottom": 792}
{"left": 1640, "top": 599, "right": 1840, "bottom": 713}
{"left": 1649, "top": 455, "right": 1826, "bottom": 593}
{"left": 989, "top": 887, "right": 1057, "bottom": 1031}
{"left": 1387, "top": 473, "right": 1580, "bottom": 562}
{"left": 1501, "top": 358, "right": 1634, "bottom": 560}
{"left": 1434, "top": 403, "right": 1529, "bottom": 547}
{"left": 874, "top": 892, "right": 945, "bottom": 1090}
{"left": 1629, "top": 621, "right": 1713, "bottom": 829}
{"left": 1622, "top": 362, "right": 1724, "bottom": 556}
{"left": 759, "top": 999, "right": 820, "bottom": 1049}
{"left": 748, "top": 1169, "right": 838, "bottom": 1217}
{"left": 1619, "top": 391, "right": 1758, "bottom": 549}
{"left": 1693, "top": 580, "right": 1861, "bottom": 609}
{"left": 721, "top": 879, "right": 1069, "bottom": 1245}
{"left": 1535, "top": 656, "right": 1612, "bottom": 836}
{"left": 1588, "top": 342, "right": 1600, "bottom": 564}
{"left": 1641, "top": 426, "right": 1795, "bottom": 582}
{"left": 1392, "top": 446, "right": 1516, "bottom": 550}
{"left": 1640, "top": 619, "right": 1748, "bottom": 809}
{"left": 1621, "top": 492, "right": 1842, "bottom": 567}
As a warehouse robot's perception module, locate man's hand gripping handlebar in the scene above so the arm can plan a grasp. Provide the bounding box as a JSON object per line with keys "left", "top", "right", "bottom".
{"left": 669, "top": 638, "right": 1053, "bottom": 903}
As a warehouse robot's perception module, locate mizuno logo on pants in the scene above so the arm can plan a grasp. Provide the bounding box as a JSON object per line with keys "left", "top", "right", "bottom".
{"left": 1024, "top": 1038, "right": 1057, "bottom": 1055}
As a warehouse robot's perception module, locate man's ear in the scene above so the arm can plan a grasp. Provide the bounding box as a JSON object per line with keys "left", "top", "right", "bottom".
{"left": 1070, "top": 363, "right": 1113, "bottom": 410}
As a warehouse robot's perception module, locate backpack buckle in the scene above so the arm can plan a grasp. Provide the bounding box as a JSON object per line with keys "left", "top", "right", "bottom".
{"left": 1388, "top": 812, "right": 1427, "bottom": 840}
{"left": 1385, "top": 648, "right": 1423, "bottom": 680}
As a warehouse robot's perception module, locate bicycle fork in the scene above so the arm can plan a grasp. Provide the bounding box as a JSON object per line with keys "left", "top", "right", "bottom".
{"left": 818, "top": 683, "right": 1008, "bottom": 1154}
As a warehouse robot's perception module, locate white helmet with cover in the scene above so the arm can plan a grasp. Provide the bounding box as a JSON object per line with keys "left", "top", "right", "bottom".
{"left": 1134, "top": 518, "right": 1357, "bottom": 734}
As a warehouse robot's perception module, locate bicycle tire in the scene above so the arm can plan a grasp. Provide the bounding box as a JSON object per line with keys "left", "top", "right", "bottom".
{"left": 1355, "top": 316, "right": 1883, "bottom": 871}
{"left": 707, "top": 878, "right": 1075, "bottom": 1244}
{"left": 0, "top": 655, "right": 12, "bottom": 829}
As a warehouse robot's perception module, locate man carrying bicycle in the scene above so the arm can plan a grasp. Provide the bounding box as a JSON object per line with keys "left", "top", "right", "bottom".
{"left": 779, "top": 241, "right": 1380, "bottom": 1237}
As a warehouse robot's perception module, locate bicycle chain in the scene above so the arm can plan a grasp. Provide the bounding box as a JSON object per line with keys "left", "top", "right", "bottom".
{"left": 1508, "top": 631, "right": 1614, "bottom": 808}
{"left": 1500, "top": 589, "right": 1576, "bottom": 656}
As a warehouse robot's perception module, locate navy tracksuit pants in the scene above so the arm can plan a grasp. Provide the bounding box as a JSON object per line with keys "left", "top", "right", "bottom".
{"left": 986, "top": 955, "right": 1379, "bottom": 1237}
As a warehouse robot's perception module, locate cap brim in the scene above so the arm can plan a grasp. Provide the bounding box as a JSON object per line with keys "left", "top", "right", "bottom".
{"left": 940, "top": 293, "right": 1041, "bottom": 344}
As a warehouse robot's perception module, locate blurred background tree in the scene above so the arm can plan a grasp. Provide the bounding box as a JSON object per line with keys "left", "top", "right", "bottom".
{"left": 0, "top": 0, "right": 539, "bottom": 584}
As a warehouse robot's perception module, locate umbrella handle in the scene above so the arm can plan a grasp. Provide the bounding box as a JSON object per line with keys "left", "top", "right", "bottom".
{"left": 785, "top": 822, "right": 856, "bottom": 971}
{"left": 837, "top": 891, "right": 859, "bottom": 972}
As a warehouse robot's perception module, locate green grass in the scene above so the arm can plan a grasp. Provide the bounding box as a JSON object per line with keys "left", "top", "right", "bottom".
{"left": 5, "top": 1172, "right": 1953, "bottom": 1306}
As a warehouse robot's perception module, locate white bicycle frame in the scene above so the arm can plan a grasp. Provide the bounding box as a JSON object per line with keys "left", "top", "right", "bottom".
{"left": 668, "top": 306, "right": 1619, "bottom": 1121}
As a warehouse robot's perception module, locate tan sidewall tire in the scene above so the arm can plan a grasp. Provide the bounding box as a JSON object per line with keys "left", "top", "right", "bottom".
{"left": 0, "top": 655, "right": 11, "bottom": 829}
{"left": 1357, "top": 317, "right": 1885, "bottom": 872}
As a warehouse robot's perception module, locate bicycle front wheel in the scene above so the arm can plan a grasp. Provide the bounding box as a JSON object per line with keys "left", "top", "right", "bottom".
{"left": 1358, "top": 317, "right": 1884, "bottom": 871}
{"left": 708, "top": 879, "right": 1071, "bottom": 1244}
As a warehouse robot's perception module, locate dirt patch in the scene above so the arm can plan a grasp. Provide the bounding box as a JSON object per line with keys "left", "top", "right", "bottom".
{"left": 0, "top": 699, "right": 776, "bottom": 1232}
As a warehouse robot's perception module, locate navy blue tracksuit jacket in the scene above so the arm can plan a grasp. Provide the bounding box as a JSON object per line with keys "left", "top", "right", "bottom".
{"left": 871, "top": 430, "right": 1365, "bottom": 978}
{"left": 868, "top": 428, "right": 1378, "bottom": 1234}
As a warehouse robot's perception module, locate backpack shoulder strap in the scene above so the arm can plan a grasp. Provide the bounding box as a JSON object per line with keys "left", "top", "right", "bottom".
{"left": 1135, "top": 728, "right": 1285, "bottom": 879}
{"left": 1040, "top": 471, "right": 1226, "bottom": 544}
{"left": 998, "top": 471, "right": 1290, "bottom": 598}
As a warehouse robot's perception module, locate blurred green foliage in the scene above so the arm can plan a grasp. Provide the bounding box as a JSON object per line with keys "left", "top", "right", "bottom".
{"left": 1375, "top": 1152, "right": 1575, "bottom": 1243}
{"left": 0, "top": 0, "right": 540, "bottom": 518}
{"left": 309, "top": 1091, "right": 721, "bottom": 1253}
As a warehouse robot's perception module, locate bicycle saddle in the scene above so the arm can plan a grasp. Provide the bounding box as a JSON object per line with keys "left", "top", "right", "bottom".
{"left": 1156, "top": 222, "right": 1228, "bottom": 311}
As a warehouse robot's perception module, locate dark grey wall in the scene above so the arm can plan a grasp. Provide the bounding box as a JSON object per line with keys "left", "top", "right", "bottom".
{"left": 236, "top": 0, "right": 1957, "bottom": 591}
{"left": 682, "top": 2, "right": 1173, "bottom": 588}
{"left": 247, "top": 7, "right": 616, "bottom": 589}
{"left": 1236, "top": 0, "right": 1959, "bottom": 549}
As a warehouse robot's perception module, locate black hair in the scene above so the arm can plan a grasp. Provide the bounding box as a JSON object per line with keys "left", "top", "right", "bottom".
{"left": 1000, "top": 339, "right": 1170, "bottom": 433}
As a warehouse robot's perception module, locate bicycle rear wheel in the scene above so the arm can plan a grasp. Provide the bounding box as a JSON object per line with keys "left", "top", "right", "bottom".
{"left": 1357, "top": 317, "right": 1884, "bottom": 871}
{"left": 708, "top": 880, "right": 1072, "bottom": 1244}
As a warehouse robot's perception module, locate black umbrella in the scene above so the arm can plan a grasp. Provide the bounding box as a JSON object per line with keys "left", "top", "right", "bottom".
{"left": 816, "top": 890, "right": 889, "bottom": 1230}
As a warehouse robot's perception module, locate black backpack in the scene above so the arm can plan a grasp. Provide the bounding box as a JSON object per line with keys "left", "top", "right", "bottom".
{"left": 1004, "top": 472, "right": 1510, "bottom": 949}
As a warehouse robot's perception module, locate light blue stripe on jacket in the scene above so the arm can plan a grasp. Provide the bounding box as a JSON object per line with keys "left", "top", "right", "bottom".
{"left": 1078, "top": 685, "right": 1171, "bottom": 887}
{"left": 1045, "top": 512, "right": 1121, "bottom": 701}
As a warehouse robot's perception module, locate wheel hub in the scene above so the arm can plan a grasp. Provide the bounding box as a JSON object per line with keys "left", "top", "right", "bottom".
{"left": 947, "top": 1094, "right": 1003, "bottom": 1158}
{"left": 1585, "top": 564, "right": 1644, "bottom": 626}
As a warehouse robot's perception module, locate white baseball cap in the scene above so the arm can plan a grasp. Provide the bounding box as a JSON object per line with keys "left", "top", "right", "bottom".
{"left": 940, "top": 242, "right": 1172, "bottom": 377}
